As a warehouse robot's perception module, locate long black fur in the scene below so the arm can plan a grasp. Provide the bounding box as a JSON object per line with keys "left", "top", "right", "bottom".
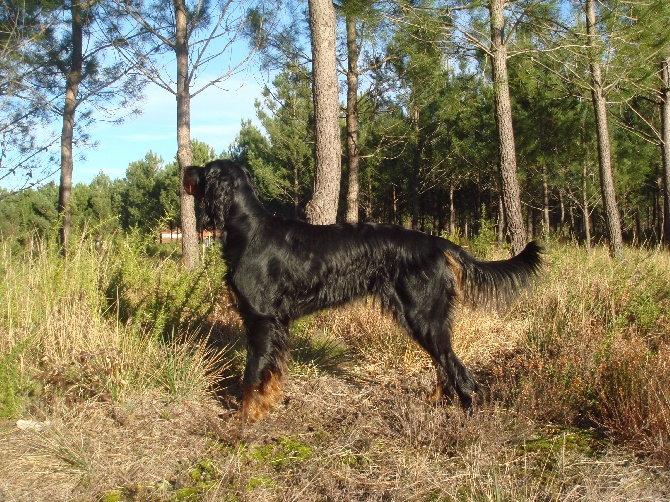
{"left": 184, "top": 159, "right": 543, "bottom": 421}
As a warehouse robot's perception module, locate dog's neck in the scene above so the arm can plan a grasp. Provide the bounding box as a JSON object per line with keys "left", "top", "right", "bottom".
{"left": 218, "top": 182, "right": 270, "bottom": 235}
{"left": 217, "top": 183, "right": 270, "bottom": 267}
{"left": 233, "top": 182, "right": 267, "bottom": 215}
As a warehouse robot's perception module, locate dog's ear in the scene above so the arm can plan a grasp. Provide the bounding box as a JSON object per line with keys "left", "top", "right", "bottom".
{"left": 183, "top": 166, "right": 204, "bottom": 200}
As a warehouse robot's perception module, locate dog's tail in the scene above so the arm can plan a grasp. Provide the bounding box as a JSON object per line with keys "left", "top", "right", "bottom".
{"left": 445, "top": 241, "right": 543, "bottom": 310}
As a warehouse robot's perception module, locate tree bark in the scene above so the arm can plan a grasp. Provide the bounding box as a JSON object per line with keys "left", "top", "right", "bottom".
{"left": 392, "top": 184, "right": 398, "bottom": 225}
{"left": 293, "top": 163, "right": 300, "bottom": 218}
{"left": 498, "top": 193, "right": 505, "bottom": 245}
{"left": 583, "top": 159, "right": 591, "bottom": 251}
{"left": 542, "top": 163, "right": 550, "bottom": 236}
{"left": 660, "top": 55, "right": 670, "bottom": 247}
{"left": 586, "top": 0, "right": 623, "bottom": 257}
{"left": 344, "top": 12, "right": 360, "bottom": 224}
{"left": 410, "top": 104, "right": 421, "bottom": 229}
{"left": 449, "top": 182, "right": 456, "bottom": 237}
{"left": 58, "top": 0, "right": 83, "bottom": 257}
{"left": 306, "top": 0, "right": 341, "bottom": 225}
{"left": 559, "top": 188, "right": 565, "bottom": 236}
{"left": 489, "top": 0, "right": 526, "bottom": 255}
{"left": 174, "top": 0, "right": 199, "bottom": 270}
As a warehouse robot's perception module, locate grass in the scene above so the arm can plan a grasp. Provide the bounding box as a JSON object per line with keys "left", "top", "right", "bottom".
{"left": 485, "top": 245, "right": 670, "bottom": 462}
{"left": 0, "top": 234, "right": 669, "bottom": 500}
{"left": 0, "top": 231, "right": 229, "bottom": 415}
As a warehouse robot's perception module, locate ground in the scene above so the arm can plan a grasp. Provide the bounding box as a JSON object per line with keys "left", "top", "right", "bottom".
{"left": 2, "top": 332, "right": 668, "bottom": 501}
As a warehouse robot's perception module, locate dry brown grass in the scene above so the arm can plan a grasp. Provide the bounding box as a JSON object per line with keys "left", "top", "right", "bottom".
{"left": 1, "top": 239, "right": 670, "bottom": 500}
{"left": 3, "top": 373, "right": 667, "bottom": 501}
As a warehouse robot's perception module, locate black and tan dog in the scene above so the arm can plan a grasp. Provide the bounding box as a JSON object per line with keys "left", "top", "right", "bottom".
{"left": 184, "top": 159, "right": 542, "bottom": 423}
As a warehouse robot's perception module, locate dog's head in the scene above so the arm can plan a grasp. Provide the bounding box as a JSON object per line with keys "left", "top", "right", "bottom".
{"left": 183, "top": 165, "right": 206, "bottom": 201}
{"left": 184, "top": 159, "right": 252, "bottom": 229}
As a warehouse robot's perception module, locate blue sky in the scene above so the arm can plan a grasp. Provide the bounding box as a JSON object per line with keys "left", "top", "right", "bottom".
{"left": 72, "top": 75, "right": 265, "bottom": 185}
{"left": 0, "top": 75, "right": 264, "bottom": 191}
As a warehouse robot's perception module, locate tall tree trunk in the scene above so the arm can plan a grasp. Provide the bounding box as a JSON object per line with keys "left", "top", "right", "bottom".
{"left": 306, "top": 0, "right": 341, "bottom": 225}
{"left": 586, "top": 0, "right": 623, "bottom": 257}
{"left": 542, "top": 163, "right": 550, "bottom": 236}
{"left": 449, "top": 182, "right": 456, "bottom": 237}
{"left": 293, "top": 163, "right": 300, "bottom": 218}
{"left": 559, "top": 188, "right": 565, "bottom": 236}
{"left": 174, "top": 0, "right": 199, "bottom": 270}
{"left": 634, "top": 210, "right": 641, "bottom": 246}
{"left": 345, "top": 12, "right": 360, "bottom": 224}
{"left": 660, "top": 55, "right": 670, "bottom": 247}
{"left": 489, "top": 0, "right": 526, "bottom": 255}
{"left": 58, "top": 0, "right": 83, "bottom": 257}
{"left": 410, "top": 104, "right": 421, "bottom": 229}
{"left": 583, "top": 160, "right": 592, "bottom": 251}
{"left": 498, "top": 193, "right": 505, "bottom": 245}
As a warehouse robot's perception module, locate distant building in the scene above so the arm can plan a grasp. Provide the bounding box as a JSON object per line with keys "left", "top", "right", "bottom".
{"left": 159, "top": 228, "right": 217, "bottom": 246}
{"left": 160, "top": 228, "right": 182, "bottom": 243}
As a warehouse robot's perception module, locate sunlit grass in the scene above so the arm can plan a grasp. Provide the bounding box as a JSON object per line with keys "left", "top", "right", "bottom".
{"left": 0, "top": 232, "right": 229, "bottom": 416}
{"left": 1, "top": 234, "right": 668, "bottom": 499}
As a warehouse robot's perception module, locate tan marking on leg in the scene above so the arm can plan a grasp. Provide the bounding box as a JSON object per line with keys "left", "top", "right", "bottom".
{"left": 428, "top": 385, "right": 444, "bottom": 404}
{"left": 240, "top": 369, "right": 284, "bottom": 424}
{"left": 428, "top": 370, "right": 445, "bottom": 404}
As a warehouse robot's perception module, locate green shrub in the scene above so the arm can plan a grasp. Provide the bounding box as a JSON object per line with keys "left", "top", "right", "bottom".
{"left": 470, "top": 205, "right": 500, "bottom": 259}
{"left": 0, "top": 231, "right": 231, "bottom": 416}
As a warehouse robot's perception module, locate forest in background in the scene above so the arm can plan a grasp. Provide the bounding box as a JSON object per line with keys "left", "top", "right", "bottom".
{"left": 1, "top": 0, "right": 669, "bottom": 250}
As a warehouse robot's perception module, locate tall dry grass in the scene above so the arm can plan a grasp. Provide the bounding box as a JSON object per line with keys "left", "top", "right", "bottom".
{"left": 0, "top": 231, "right": 230, "bottom": 417}
{"left": 505, "top": 244, "right": 670, "bottom": 463}
{"left": 2, "top": 235, "right": 669, "bottom": 500}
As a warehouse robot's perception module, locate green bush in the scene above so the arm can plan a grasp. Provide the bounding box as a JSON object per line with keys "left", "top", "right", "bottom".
{"left": 470, "top": 205, "right": 500, "bottom": 259}
{"left": 0, "top": 231, "right": 230, "bottom": 416}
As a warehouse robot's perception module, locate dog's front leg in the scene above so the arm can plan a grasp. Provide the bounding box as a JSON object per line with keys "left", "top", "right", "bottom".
{"left": 240, "top": 317, "right": 289, "bottom": 423}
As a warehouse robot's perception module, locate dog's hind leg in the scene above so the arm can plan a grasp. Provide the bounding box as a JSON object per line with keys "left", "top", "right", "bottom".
{"left": 441, "top": 349, "right": 481, "bottom": 409}
{"left": 424, "top": 325, "right": 481, "bottom": 410}
{"left": 240, "top": 316, "right": 289, "bottom": 423}
{"left": 424, "top": 308, "right": 481, "bottom": 409}
{"left": 397, "top": 271, "right": 481, "bottom": 410}
{"left": 419, "top": 321, "right": 480, "bottom": 409}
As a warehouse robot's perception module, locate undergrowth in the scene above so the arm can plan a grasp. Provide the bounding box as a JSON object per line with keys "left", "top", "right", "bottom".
{"left": 1, "top": 234, "right": 669, "bottom": 500}
{"left": 481, "top": 243, "right": 670, "bottom": 464}
{"left": 0, "top": 230, "right": 229, "bottom": 416}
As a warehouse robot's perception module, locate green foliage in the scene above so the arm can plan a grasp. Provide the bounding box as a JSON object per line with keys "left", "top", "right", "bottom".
{"left": 0, "top": 338, "right": 40, "bottom": 418}
{"left": 245, "top": 475, "right": 276, "bottom": 491}
{"left": 289, "top": 320, "right": 353, "bottom": 377}
{"left": 105, "top": 228, "right": 225, "bottom": 341}
{"left": 0, "top": 184, "right": 59, "bottom": 243}
{"left": 3, "top": 0, "right": 670, "bottom": 249}
{"left": 191, "top": 138, "right": 218, "bottom": 166}
{"left": 0, "top": 140, "right": 217, "bottom": 245}
{"left": 120, "top": 151, "right": 178, "bottom": 232}
{"left": 241, "top": 62, "right": 314, "bottom": 215}
{"left": 249, "top": 437, "right": 314, "bottom": 467}
{"left": 98, "top": 459, "right": 221, "bottom": 501}
{"left": 470, "top": 205, "right": 499, "bottom": 259}
{"left": 0, "top": 231, "right": 230, "bottom": 416}
{"left": 173, "top": 459, "right": 219, "bottom": 499}
{"left": 488, "top": 245, "right": 670, "bottom": 461}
